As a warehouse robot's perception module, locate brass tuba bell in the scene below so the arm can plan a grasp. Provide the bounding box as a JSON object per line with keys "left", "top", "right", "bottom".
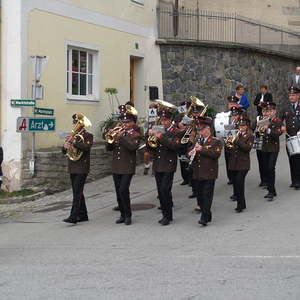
{"left": 66, "top": 113, "right": 92, "bottom": 161}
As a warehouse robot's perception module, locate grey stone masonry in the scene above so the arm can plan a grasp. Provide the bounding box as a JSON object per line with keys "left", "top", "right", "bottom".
{"left": 159, "top": 40, "right": 300, "bottom": 117}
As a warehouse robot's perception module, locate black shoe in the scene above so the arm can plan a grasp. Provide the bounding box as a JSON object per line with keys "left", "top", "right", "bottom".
{"left": 116, "top": 217, "right": 125, "bottom": 224}
{"left": 158, "top": 218, "right": 164, "bottom": 224}
{"left": 290, "top": 183, "right": 295, "bottom": 188}
{"left": 264, "top": 192, "right": 277, "bottom": 198}
{"left": 294, "top": 183, "right": 300, "bottom": 190}
{"left": 124, "top": 217, "right": 132, "bottom": 225}
{"left": 189, "top": 193, "right": 197, "bottom": 199}
{"left": 160, "top": 218, "right": 171, "bottom": 226}
{"left": 230, "top": 195, "right": 237, "bottom": 201}
{"left": 198, "top": 220, "right": 207, "bottom": 226}
{"left": 235, "top": 208, "right": 243, "bottom": 213}
{"left": 63, "top": 217, "right": 77, "bottom": 224}
{"left": 227, "top": 181, "right": 233, "bottom": 185}
{"left": 113, "top": 206, "right": 120, "bottom": 211}
{"left": 77, "top": 216, "right": 89, "bottom": 222}
{"left": 180, "top": 181, "right": 189, "bottom": 186}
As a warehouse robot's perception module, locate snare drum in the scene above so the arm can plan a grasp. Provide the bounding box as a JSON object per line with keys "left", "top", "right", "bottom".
{"left": 214, "top": 112, "right": 231, "bottom": 138}
{"left": 287, "top": 135, "right": 300, "bottom": 156}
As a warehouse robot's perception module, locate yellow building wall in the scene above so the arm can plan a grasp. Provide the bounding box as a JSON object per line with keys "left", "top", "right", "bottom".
{"left": 26, "top": 9, "right": 162, "bottom": 149}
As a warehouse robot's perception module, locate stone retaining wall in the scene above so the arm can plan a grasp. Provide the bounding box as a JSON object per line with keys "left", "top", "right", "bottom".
{"left": 159, "top": 40, "right": 300, "bottom": 117}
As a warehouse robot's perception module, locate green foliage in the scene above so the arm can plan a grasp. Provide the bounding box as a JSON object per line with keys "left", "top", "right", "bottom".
{"left": 99, "top": 114, "right": 118, "bottom": 133}
{"left": 104, "top": 88, "right": 118, "bottom": 95}
{"left": 0, "top": 189, "right": 35, "bottom": 199}
{"left": 206, "top": 107, "right": 217, "bottom": 118}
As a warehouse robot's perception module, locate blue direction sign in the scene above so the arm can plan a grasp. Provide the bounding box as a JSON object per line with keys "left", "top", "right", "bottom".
{"left": 17, "top": 117, "right": 56, "bottom": 132}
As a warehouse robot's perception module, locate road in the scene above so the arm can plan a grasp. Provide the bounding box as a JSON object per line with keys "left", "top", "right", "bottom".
{"left": 1, "top": 144, "right": 300, "bottom": 300}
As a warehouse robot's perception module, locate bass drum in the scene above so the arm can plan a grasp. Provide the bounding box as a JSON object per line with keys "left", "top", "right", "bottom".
{"left": 287, "top": 135, "right": 300, "bottom": 156}
{"left": 214, "top": 111, "right": 231, "bottom": 138}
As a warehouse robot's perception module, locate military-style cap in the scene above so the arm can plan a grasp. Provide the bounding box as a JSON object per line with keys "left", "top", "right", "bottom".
{"left": 195, "top": 116, "right": 212, "bottom": 130}
{"left": 231, "top": 106, "right": 243, "bottom": 116}
{"left": 261, "top": 102, "right": 276, "bottom": 110}
{"left": 227, "top": 95, "right": 240, "bottom": 103}
{"left": 118, "top": 105, "right": 138, "bottom": 123}
{"left": 238, "top": 115, "right": 250, "bottom": 126}
{"left": 288, "top": 86, "right": 300, "bottom": 94}
{"left": 179, "top": 100, "right": 191, "bottom": 108}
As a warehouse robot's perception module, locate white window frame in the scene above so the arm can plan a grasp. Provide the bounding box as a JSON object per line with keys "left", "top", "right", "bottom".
{"left": 131, "top": 0, "right": 144, "bottom": 6}
{"left": 65, "top": 41, "right": 100, "bottom": 102}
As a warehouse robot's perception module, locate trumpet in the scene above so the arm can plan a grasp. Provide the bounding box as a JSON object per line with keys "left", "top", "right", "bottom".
{"left": 224, "top": 130, "right": 241, "bottom": 149}
{"left": 105, "top": 123, "right": 126, "bottom": 144}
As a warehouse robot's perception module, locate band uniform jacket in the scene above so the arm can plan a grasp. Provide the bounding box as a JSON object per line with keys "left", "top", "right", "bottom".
{"left": 280, "top": 102, "right": 300, "bottom": 137}
{"left": 106, "top": 128, "right": 141, "bottom": 174}
{"left": 228, "top": 131, "right": 254, "bottom": 171}
{"left": 62, "top": 131, "right": 93, "bottom": 174}
{"left": 261, "top": 116, "right": 282, "bottom": 152}
{"left": 191, "top": 137, "right": 222, "bottom": 181}
{"left": 147, "top": 126, "right": 181, "bottom": 173}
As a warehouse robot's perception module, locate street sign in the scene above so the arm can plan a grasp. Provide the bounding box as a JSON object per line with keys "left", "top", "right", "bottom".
{"left": 17, "top": 117, "right": 56, "bottom": 132}
{"left": 177, "top": 105, "right": 187, "bottom": 114}
{"left": 11, "top": 99, "right": 36, "bottom": 107}
{"left": 148, "top": 108, "right": 157, "bottom": 122}
{"left": 34, "top": 107, "right": 54, "bottom": 116}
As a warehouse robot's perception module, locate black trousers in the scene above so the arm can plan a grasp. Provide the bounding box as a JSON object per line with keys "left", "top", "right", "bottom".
{"left": 194, "top": 179, "right": 215, "bottom": 223}
{"left": 69, "top": 174, "right": 88, "bottom": 219}
{"left": 113, "top": 174, "right": 133, "bottom": 218}
{"left": 155, "top": 172, "right": 174, "bottom": 220}
{"left": 261, "top": 151, "right": 278, "bottom": 194}
{"left": 256, "top": 150, "right": 266, "bottom": 184}
{"left": 231, "top": 170, "right": 248, "bottom": 210}
{"left": 286, "top": 147, "right": 300, "bottom": 185}
{"left": 179, "top": 160, "right": 190, "bottom": 183}
{"left": 225, "top": 149, "right": 233, "bottom": 182}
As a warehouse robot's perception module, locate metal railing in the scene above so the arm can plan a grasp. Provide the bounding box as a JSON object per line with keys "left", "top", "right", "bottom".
{"left": 157, "top": 7, "right": 300, "bottom": 58}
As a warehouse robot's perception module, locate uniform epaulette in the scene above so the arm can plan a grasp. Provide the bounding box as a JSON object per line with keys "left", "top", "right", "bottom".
{"left": 273, "top": 117, "right": 281, "bottom": 123}
{"left": 129, "top": 130, "right": 139, "bottom": 136}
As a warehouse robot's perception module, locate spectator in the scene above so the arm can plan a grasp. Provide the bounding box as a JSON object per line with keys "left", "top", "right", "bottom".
{"left": 253, "top": 85, "right": 273, "bottom": 116}
{"left": 290, "top": 66, "right": 300, "bottom": 89}
{"left": 233, "top": 85, "right": 249, "bottom": 110}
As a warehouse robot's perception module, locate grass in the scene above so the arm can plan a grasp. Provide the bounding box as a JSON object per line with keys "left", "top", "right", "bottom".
{"left": 0, "top": 189, "right": 36, "bottom": 199}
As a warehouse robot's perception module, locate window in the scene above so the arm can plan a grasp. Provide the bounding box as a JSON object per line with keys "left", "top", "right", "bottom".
{"left": 67, "top": 46, "right": 99, "bottom": 101}
{"left": 131, "top": 0, "right": 144, "bottom": 5}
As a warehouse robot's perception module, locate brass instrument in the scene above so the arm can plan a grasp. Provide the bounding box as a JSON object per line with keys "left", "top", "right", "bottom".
{"left": 224, "top": 130, "right": 240, "bottom": 149}
{"left": 66, "top": 113, "right": 92, "bottom": 161}
{"left": 181, "top": 97, "right": 208, "bottom": 144}
{"left": 256, "top": 117, "right": 270, "bottom": 136}
{"left": 105, "top": 123, "right": 125, "bottom": 144}
{"left": 147, "top": 100, "right": 176, "bottom": 148}
{"left": 105, "top": 105, "right": 138, "bottom": 144}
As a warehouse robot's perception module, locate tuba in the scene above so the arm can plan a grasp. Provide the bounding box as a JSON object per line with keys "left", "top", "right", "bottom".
{"left": 66, "top": 113, "right": 92, "bottom": 161}
{"left": 181, "top": 97, "right": 208, "bottom": 144}
{"left": 147, "top": 100, "right": 176, "bottom": 148}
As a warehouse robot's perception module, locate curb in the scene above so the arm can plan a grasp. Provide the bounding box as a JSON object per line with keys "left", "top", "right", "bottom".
{"left": 0, "top": 191, "right": 46, "bottom": 205}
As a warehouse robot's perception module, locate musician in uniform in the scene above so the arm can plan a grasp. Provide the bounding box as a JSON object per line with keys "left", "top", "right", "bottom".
{"left": 228, "top": 116, "right": 254, "bottom": 212}
{"left": 280, "top": 86, "right": 300, "bottom": 190}
{"left": 224, "top": 96, "right": 244, "bottom": 186}
{"left": 188, "top": 117, "right": 222, "bottom": 226}
{"left": 105, "top": 106, "right": 141, "bottom": 225}
{"left": 147, "top": 102, "right": 180, "bottom": 226}
{"left": 260, "top": 102, "right": 282, "bottom": 201}
{"left": 62, "top": 114, "right": 93, "bottom": 224}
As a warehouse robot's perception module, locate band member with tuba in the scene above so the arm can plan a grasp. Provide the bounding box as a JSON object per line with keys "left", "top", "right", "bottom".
{"left": 62, "top": 113, "right": 93, "bottom": 224}
{"left": 260, "top": 102, "right": 282, "bottom": 201}
{"left": 228, "top": 116, "right": 254, "bottom": 212}
{"left": 105, "top": 105, "right": 141, "bottom": 225}
{"left": 146, "top": 100, "right": 180, "bottom": 226}
{"left": 188, "top": 116, "right": 222, "bottom": 226}
{"left": 280, "top": 86, "right": 300, "bottom": 190}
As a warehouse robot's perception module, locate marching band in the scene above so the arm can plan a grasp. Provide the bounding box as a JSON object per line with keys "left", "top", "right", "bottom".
{"left": 63, "top": 85, "right": 300, "bottom": 227}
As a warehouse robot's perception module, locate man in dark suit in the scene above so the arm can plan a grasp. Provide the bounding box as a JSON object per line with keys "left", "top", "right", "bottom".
{"left": 290, "top": 67, "right": 300, "bottom": 89}
{"left": 62, "top": 114, "right": 93, "bottom": 224}
{"left": 253, "top": 85, "right": 273, "bottom": 116}
{"left": 106, "top": 105, "right": 141, "bottom": 225}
